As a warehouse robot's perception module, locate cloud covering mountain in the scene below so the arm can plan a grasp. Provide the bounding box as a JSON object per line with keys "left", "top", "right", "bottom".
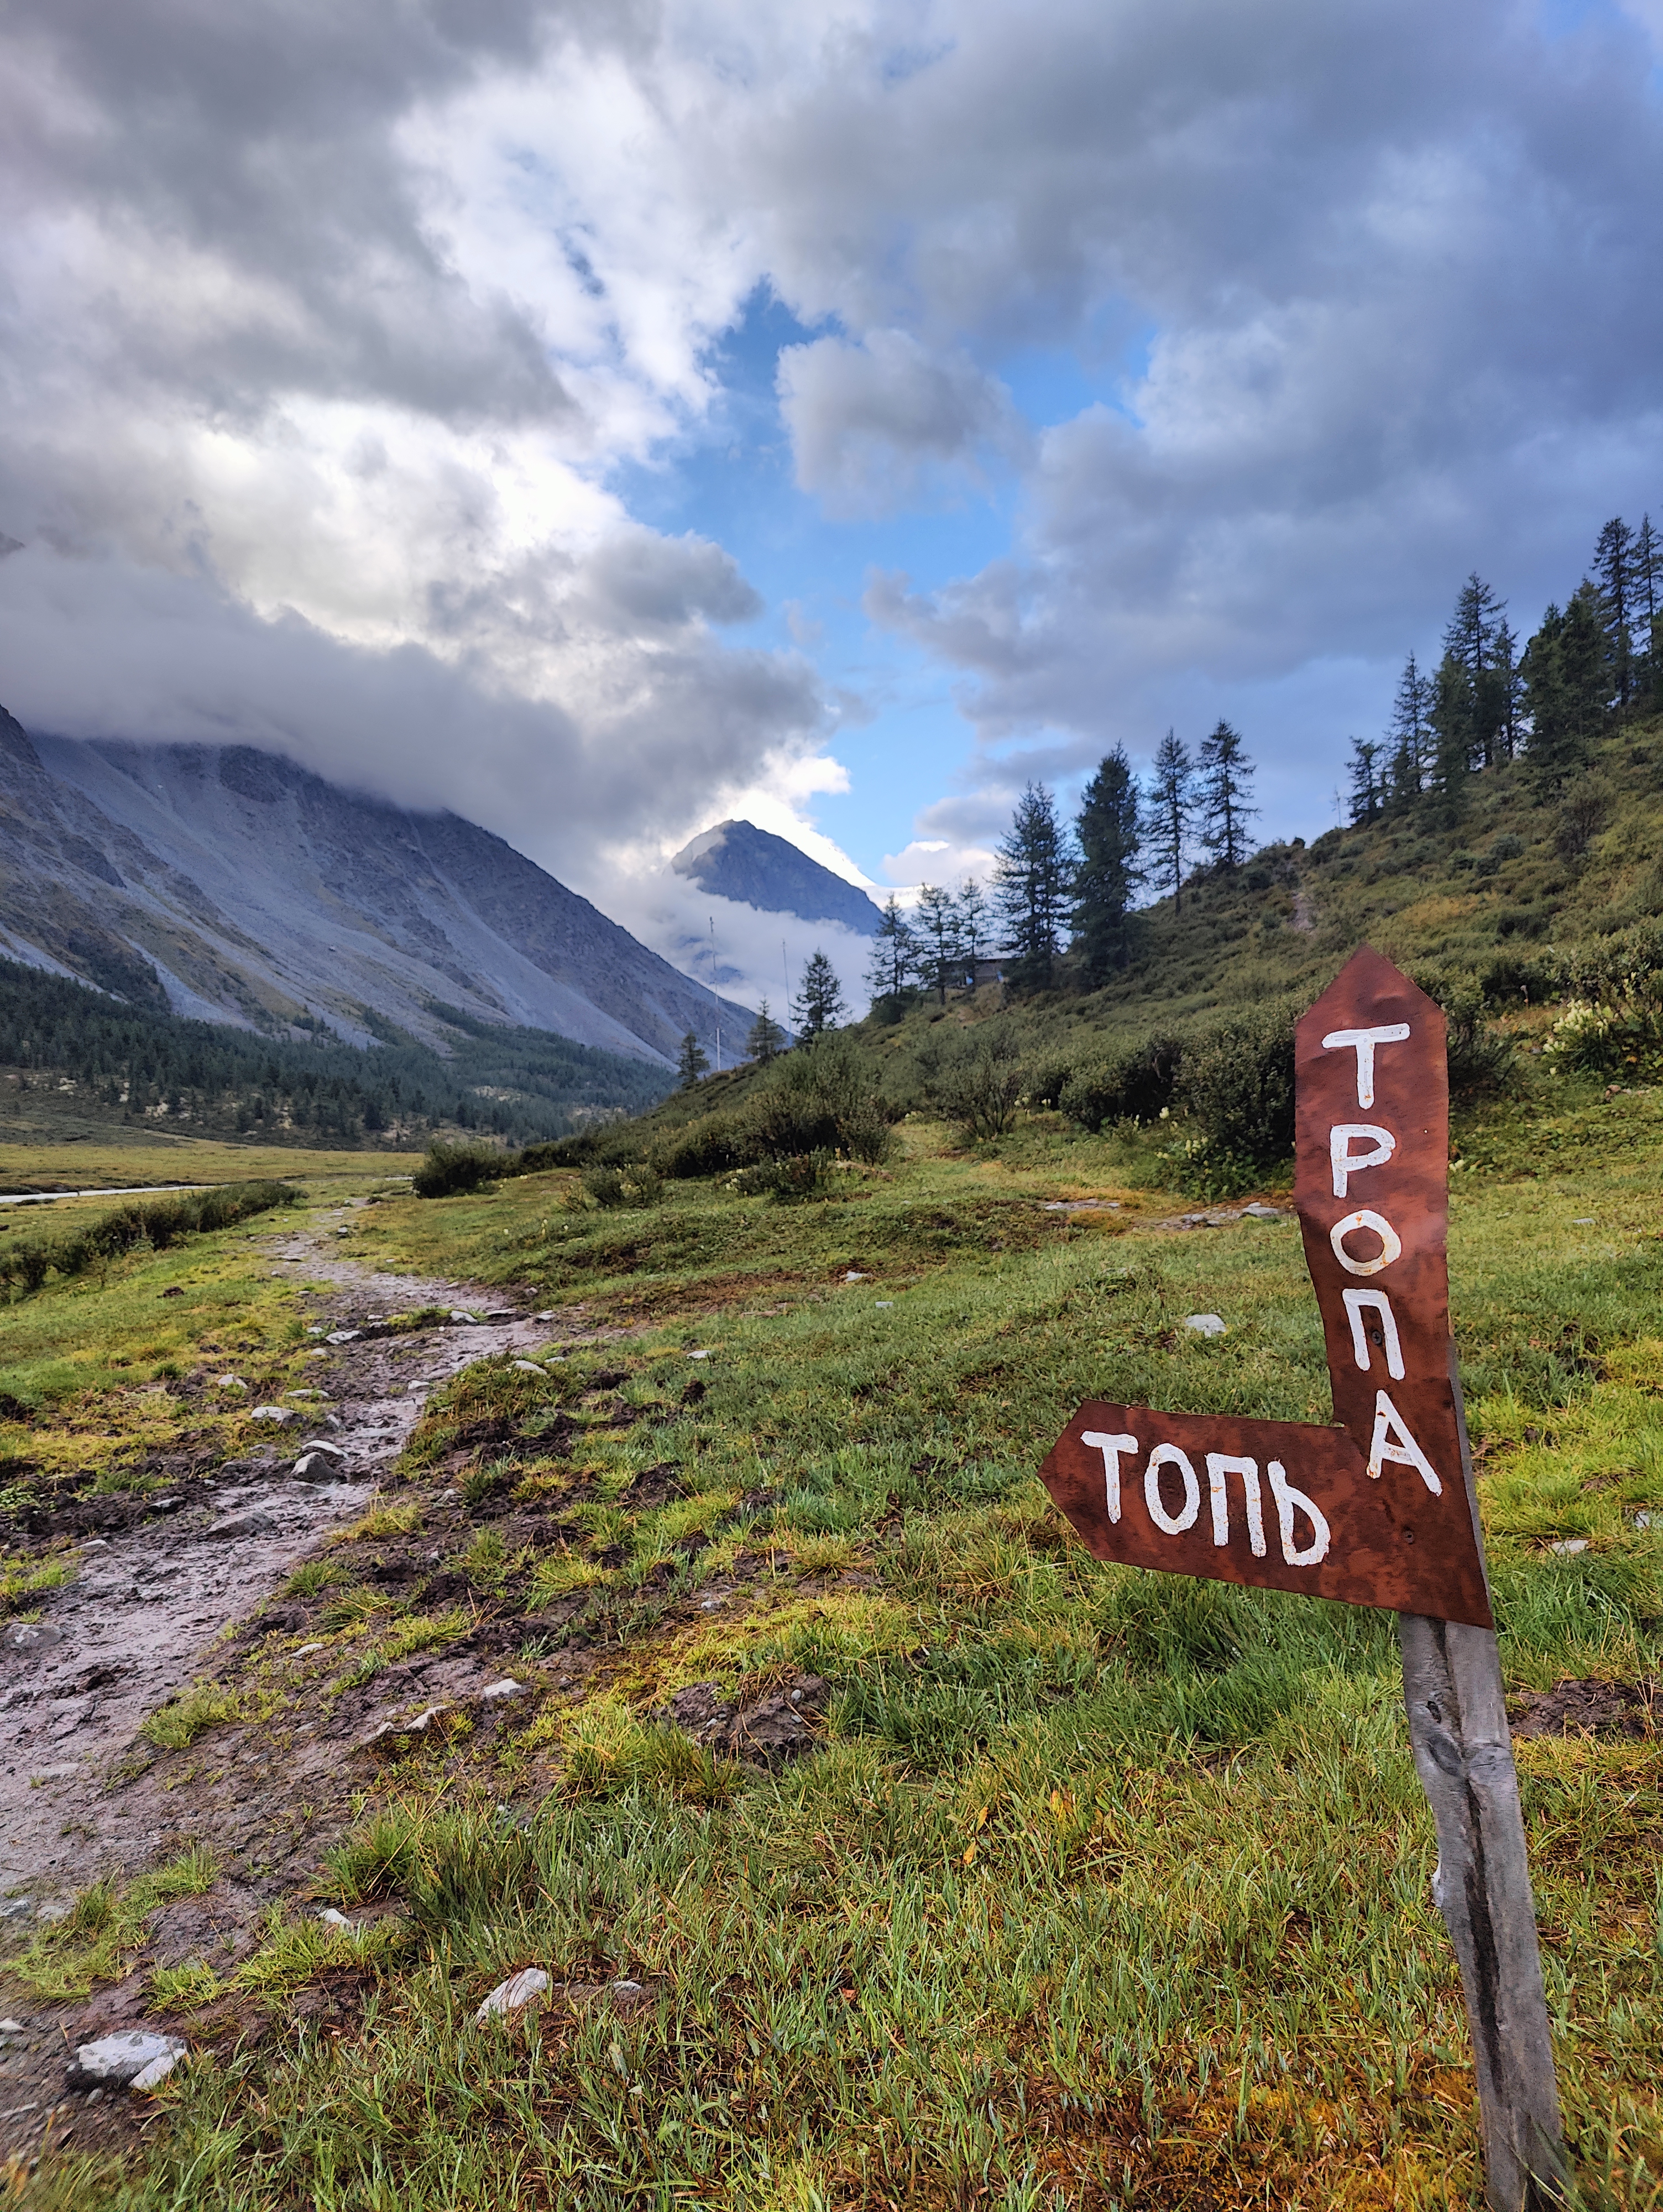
{"left": 2, "top": 0, "right": 1659, "bottom": 928}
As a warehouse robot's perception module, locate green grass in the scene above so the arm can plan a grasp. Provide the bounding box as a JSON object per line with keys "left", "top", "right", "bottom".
{"left": 11, "top": 1060, "right": 1663, "bottom": 2209}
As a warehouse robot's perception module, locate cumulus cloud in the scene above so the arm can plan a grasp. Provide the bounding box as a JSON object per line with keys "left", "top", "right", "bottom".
{"left": 777, "top": 328, "right": 1027, "bottom": 516}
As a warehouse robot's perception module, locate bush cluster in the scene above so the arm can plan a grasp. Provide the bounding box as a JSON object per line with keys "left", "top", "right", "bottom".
{"left": 0, "top": 1180, "right": 299, "bottom": 1295}
{"left": 411, "top": 1142, "right": 503, "bottom": 1198}
{"left": 653, "top": 1037, "right": 896, "bottom": 1180}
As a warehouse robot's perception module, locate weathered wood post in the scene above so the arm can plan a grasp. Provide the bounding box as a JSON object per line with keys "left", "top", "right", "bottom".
{"left": 1295, "top": 949, "right": 1567, "bottom": 2211}
{"left": 1038, "top": 945, "right": 1567, "bottom": 2209}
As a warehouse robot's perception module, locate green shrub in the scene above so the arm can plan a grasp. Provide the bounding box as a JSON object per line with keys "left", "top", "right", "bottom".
{"left": 411, "top": 1141, "right": 500, "bottom": 1198}
{"left": 579, "top": 1162, "right": 663, "bottom": 1209}
{"left": 1414, "top": 971, "right": 1517, "bottom": 1097}
{"left": 918, "top": 1025, "right": 1027, "bottom": 1140}
{"left": 1174, "top": 1004, "right": 1298, "bottom": 1167}
{"left": 726, "top": 1150, "right": 836, "bottom": 1202}
{"left": 1058, "top": 1032, "right": 1184, "bottom": 1131}
{"left": 656, "top": 1111, "right": 750, "bottom": 1180}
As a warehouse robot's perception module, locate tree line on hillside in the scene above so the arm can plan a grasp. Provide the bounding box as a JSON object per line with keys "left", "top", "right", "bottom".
{"left": 1347, "top": 514, "right": 1662, "bottom": 825}
{"left": 0, "top": 961, "right": 668, "bottom": 1146}
{"left": 849, "top": 507, "right": 1662, "bottom": 1011}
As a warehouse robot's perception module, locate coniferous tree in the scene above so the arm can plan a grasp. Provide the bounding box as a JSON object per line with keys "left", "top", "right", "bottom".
{"left": 745, "top": 1000, "right": 786, "bottom": 1063}
{"left": 955, "top": 878, "right": 989, "bottom": 973}
{"left": 1492, "top": 614, "right": 1524, "bottom": 759}
{"left": 1143, "top": 731, "right": 1196, "bottom": 910}
{"left": 1071, "top": 747, "right": 1143, "bottom": 983}
{"left": 1521, "top": 583, "right": 1608, "bottom": 798}
{"left": 792, "top": 950, "right": 846, "bottom": 1038}
{"left": 676, "top": 1032, "right": 710, "bottom": 1088}
{"left": 865, "top": 896, "right": 919, "bottom": 1010}
{"left": 1429, "top": 651, "right": 1475, "bottom": 809}
{"left": 1386, "top": 652, "right": 1435, "bottom": 799}
{"left": 1441, "top": 573, "right": 1508, "bottom": 769}
{"left": 992, "top": 782, "right": 1074, "bottom": 991}
{"left": 1346, "top": 738, "right": 1384, "bottom": 824}
{"left": 1593, "top": 516, "right": 1635, "bottom": 709}
{"left": 913, "top": 884, "right": 963, "bottom": 1002}
{"left": 1636, "top": 514, "right": 1661, "bottom": 699}
{"left": 1197, "top": 720, "right": 1257, "bottom": 868}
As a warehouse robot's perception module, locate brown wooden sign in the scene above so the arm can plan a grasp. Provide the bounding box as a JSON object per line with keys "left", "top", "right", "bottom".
{"left": 1038, "top": 942, "right": 1491, "bottom": 1627}
{"left": 1039, "top": 1402, "right": 1488, "bottom": 1618}
{"left": 1033, "top": 940, "right": 1565, "bottom": 2208}
{"left": 1294, "top": 946, "right": 1492, "bottom": 1627}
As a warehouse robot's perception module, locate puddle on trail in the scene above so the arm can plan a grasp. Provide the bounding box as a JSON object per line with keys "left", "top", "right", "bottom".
{"left": 0, "top": 1199, "right": 571, "bottom": 1906}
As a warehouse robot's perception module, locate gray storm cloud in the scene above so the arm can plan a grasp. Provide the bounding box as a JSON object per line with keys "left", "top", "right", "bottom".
{"left": 1, "top": 0, "right": 1660, "bottom": 914}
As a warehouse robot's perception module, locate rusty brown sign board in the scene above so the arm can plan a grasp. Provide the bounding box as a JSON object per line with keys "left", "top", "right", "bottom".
{"left": 1038, "top": 943, "right": 1492, "bottom": 1628}
{"left": 1038, "top": 1402, "right": 1489, "bottom": 1617}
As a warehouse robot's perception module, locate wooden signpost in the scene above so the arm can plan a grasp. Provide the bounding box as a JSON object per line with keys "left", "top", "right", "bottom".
{"left": 1039, "top": 946, "right": 1568, "bottom": 2211}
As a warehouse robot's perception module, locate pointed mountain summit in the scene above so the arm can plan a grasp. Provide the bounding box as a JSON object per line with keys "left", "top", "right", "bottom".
{"left": 670, "top": 818, "right": 882, "bottom": 936}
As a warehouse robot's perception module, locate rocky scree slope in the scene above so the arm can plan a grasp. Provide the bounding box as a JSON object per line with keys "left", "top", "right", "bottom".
{"left": 0, "top": 705, "right": 747, "bottom": 1066}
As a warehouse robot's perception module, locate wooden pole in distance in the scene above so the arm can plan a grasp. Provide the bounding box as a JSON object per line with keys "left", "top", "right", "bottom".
{"left": 1397, "top": 1350, "right": 1568, "bottom": 2211}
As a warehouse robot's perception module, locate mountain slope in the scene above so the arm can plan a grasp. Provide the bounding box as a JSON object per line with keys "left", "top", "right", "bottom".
{"left": 0, "top": 706, "right": 747, "bottom": 1066}
{"left": 671, "top": 818, "right": 883, "bottom": 936}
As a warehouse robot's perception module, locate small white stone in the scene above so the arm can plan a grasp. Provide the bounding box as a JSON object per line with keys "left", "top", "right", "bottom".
{"left": 843, "top": 1270, "right": 868, "bottom": 1282}
{"left": 687, "top": 1348, "right": 713, "bottom": 1359}
{"left": 480, "top": 1678, "right": 525, "bottom": 1702}
{"left": 74, "top": 2030, "right": 186, "bottom": 2087}
{"left": 216, "top": 1375, "right": 248, "bottom": 1391}
{"left": 450, "top": 1310, "right": 480, "bottom": 1324}
{"left": 317, "top": 1908, "right": 353, "bottom": 1929}
{"left": 1184, "top": 1314, "right": 1227, "bottom": 1337}
{"left": 129, "top": 2053, "right": 181, "bottom": 2092}
{"left": 1571, "top": 1218, "right": 1594, "bottom": 1225}
{"left": 534, "top": 1311, "right": 556, "bottom": 1321}
{"left": 0, "top": 2018, "right": 25, "bottom": 2031}
{"left": 325, "top": 1329, "right": 360, "bottom": 1345}
{"left": 248, "top": 1405, "right": 295, "bottom": 1425}
{"left": 1547, "top": 1537, "right": 1590, "bottom": 1555}
{"left": 476, "top": 1968, "right": 549, "bottom": 2021}
{"left": 874, "top": 1300, "right": 893, "bottom": 1309}
{"left": 297, "top": 1438, "right": 347, "bottom": 1457}
{"left": 294, "top": 1641, "right": 327, "bottom": 1656}
{"left": 510, "top": 1360, "right": 544, "bottom": 1375}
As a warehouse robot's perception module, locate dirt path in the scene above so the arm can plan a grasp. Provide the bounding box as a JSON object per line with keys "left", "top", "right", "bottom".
{"left": 1, "top": 1196, "right": 567, "bottom": 1910}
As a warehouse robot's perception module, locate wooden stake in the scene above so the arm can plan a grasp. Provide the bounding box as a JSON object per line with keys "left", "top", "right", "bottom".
{"left": 1397, "top": 1353, "right": 1568, "bottom": 2210}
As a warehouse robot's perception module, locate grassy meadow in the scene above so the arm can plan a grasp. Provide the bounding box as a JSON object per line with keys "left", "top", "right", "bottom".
{"left": 3, "top": 1046, "right": 1659, "bottom": 2209}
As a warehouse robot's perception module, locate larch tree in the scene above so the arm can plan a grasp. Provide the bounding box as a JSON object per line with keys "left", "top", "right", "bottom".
{"left": 992, "top": 782, "right": 1074, "bottom": 992}
{"left": 1197, "top": 719, "right": 1257, "bottom": 869}
{"left": 1071, "top": 747, "right": 1143, "bottom": 982}
{"left": 913, "top": 884, "right": 963, "bottom": 1001}
{"left": 676, "top": 1032, "right": 710, "bottom": 1088}
{"left": 745, "top": 1000, "right": 786, "bottom": 1063}
{"left": 1346, "top": 738, "right": 1384, "bottom": 824}
{"left": 955, "top": 878, "right": 989, "bottom": 967}
{"left": 864, "top": 896, "right": 918, "bottom": 1010}
{"left": 792, "top": 950, "right": 846, "bottom": 1038}
{"left": 1593, "top": 515, "right": 1635, "bottom": 709}
{"left": 1143, "top": 731, "right": 1196, "bottom": 910}
{"left": 1387, "top": 653, "right": 1435, "bottom": 799}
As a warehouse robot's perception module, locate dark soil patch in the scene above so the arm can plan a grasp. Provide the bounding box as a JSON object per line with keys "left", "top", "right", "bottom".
{"left": 1510, "top": 1676, "right": 1659, "bottom": 1739}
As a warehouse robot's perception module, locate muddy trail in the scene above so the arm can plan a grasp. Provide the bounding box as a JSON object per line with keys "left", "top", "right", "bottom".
{"left": 0, "top": 1197, "right": 603, "bottom": 2164}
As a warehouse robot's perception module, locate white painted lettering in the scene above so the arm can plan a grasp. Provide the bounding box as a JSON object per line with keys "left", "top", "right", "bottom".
{"left": 1143, "top": 1444, "right": 1201, "bottom": 1535}
{"left": 1266, "top": 1460, "right": 1332, "bottom": 1566}
{"left": 1080, "top": 1430, "right": 1138, "bottom": 1524}
{"left": 1330, "top": 1123, "right": 1397, "bottom": 1199}
{"left": 1330, "top": 1208, "right": 1403, "bottom": 1276}
{"left": 1205, "top": 1453, "right": 1267, "bottom": 1556}
{"left": 1320, "top": 1022, "right": 1411, "bottom": 1110}
{"left": 1366, "top": 1390, "right": 1444, "bottom": 1496}
{"left": 1341, "top": 1288, "right": 1406, "bottom": 1379}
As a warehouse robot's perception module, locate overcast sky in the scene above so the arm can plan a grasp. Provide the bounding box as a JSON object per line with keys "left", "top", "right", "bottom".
{"left": 2, "top": 0, "right": 1661, "bottom": 999}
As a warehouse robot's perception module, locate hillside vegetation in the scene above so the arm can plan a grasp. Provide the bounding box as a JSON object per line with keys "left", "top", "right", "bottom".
{"left": 526, "top": 713, "right": 1660, "bottom": 1203}
{"left": 0, "top": 962, "right": 670, "bottom": 1152}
